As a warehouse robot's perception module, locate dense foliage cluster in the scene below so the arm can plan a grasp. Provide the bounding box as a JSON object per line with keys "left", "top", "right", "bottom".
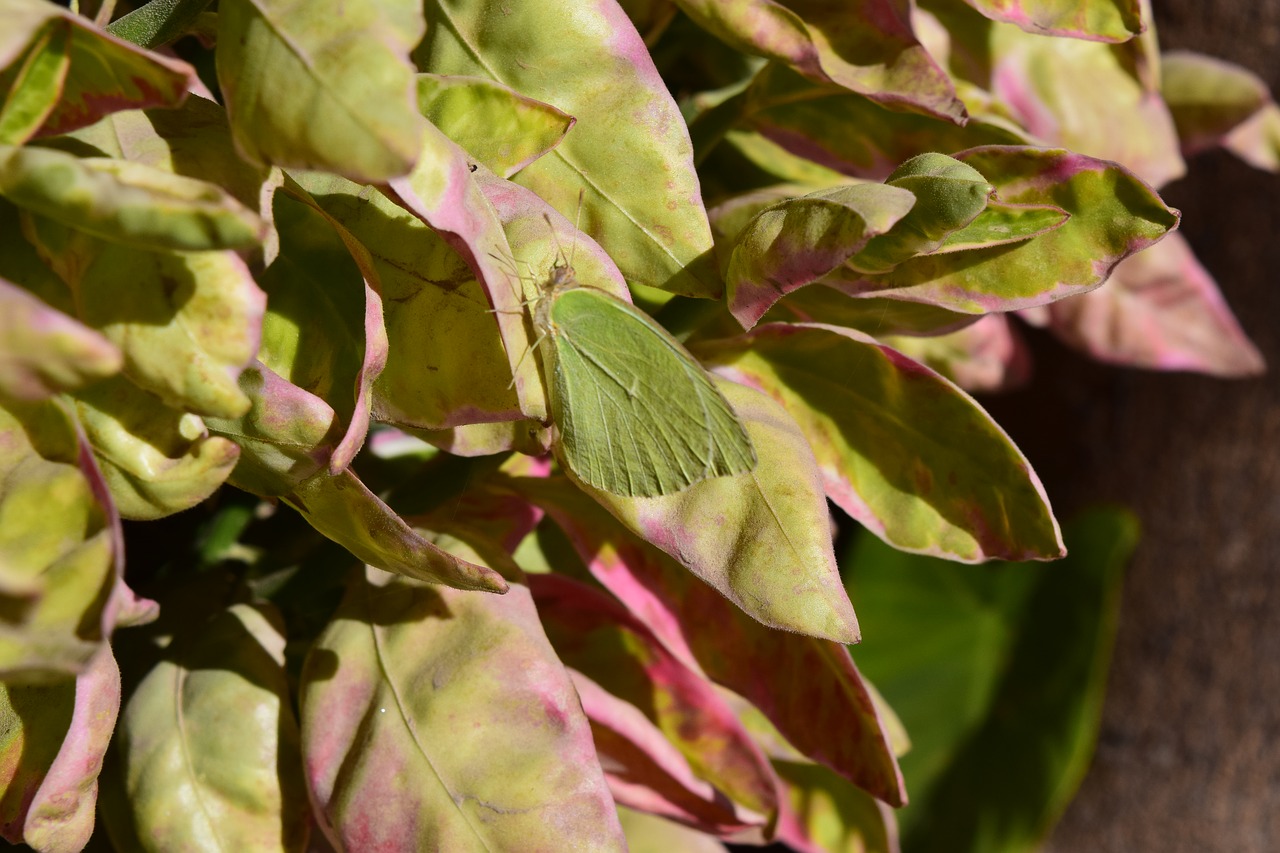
{"left": 0, "top": 0, "right": 1270, "bottom": 850}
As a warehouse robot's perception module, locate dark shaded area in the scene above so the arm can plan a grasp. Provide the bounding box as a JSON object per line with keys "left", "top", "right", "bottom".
{"left": 984, "top": 3, "right": 1280, "bottom": 848}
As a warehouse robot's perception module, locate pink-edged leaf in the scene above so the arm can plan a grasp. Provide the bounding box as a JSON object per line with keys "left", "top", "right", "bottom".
{"left": 763, "top": 284, "right": 981, "bottom": 338}
{"left": 530, "top": 572, "right": 780, "bottom": 829}
{"left": 416, "top": 74, "right": 575, "bottom": 178}
{"left": 723, "top": 183, "right": 917, "bottom": 328}
{"left": 571, "top": 671, "right": 767, "bottom": 835}
{"left": 962, "top": 0, "right": 1142, "bottom": 42}
{"left": 694, "top": 323, "right": 1063, "bottom": 561}
{"left": 884, "top": 313, "right": 1032, "bottom": 393}
{"left": 564, "top": 381, "right": 859, "bottom": 643}
{"left": 674, "top": 0, "right": 965, "bottom": 122}
{"left": 381, "top": 124, "right": 547, "bottom": 420}
{"left": 1161, "top": 50, "right": 1280, "bottom": 170}
{"left": 0, "top": 275, "right": 121, "bottom": 402}
{"left": 513, "top": 476, "right": 906, "bottom": 806}
{"left": 702, "top": 64, "right": 1027, "bottom": 183}
{"left": 0, "top": 13, "right": 70, "bottom": 146}
{"left": 986, "top": 17, "right": 1183, "bottom": 188}
{"left": 290, "top": 169, "right": 523, "bottom": 434}
{"left": 1039, "top": 232, "right": 1265, "bottom": 377}
{"left": 832, "top": 146, "right": 1179, "bottom": 314}
{"left": 617, "top": 806, "right": 730, "bottom": 852}
{"left": 301, "top": 540, "right": 624, "bottom": 852}
{"left": 261, "top": 184, "right": 388, "bottom": 473}
{"left": 417, "top": 0, "right": 717, "bottom": 297}
{"left": 113, "top": 604, "right": 309, "bottom": 852}
{"left": 0, "top": 0, "right": 195, "bottom": 140}
{"left": 205, "top": 360, "right": 338, "bottom": 498}
{"left": 0, "top": 400, "right": 120, "bottom": 677}
{"left": 203, "top": 362, "right": 506, "bottom": 592}
{"left": 0, "top": 644, "right": 120, "bottom": 851}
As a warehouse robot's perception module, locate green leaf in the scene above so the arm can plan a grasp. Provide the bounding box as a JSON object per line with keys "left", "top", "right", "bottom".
{"left": 539, "top": 286, "right": 756, "bottom": 497}
{"left": 672, "top": 0, "right": 965, "bottom": 121}
{"left": 0, "top": 143, "right": 264, "bottom": 253}
{"left": 0, "top": 275, "right": 121, "bottom": 403}
{"left": 847, "top": 152, "right": 995, "bottom": 274}
{"left": 70, "top": 375, "right": 239, "bottom": 521}
{"left": 216, "top": 0, "right": 426, "bottom": 182}
{"left": 21, "top": 215, "right": 265, "bottom": 419}
{"left": 106, "top": 0, "right": 213, "bottom": 49}
{"left": 694, "top": 323, "right": 1063, "bottom": 561}
{"left": 0, "top": 18, "right": 70, "bottom": 146}
{"left": 845, "top": 509, "right": 1138, "bottom": 852}
{"left": 112, "top": 604, "right": 309, "bottom": 853}
{"left": 417, "top": 74, "right": 575, "bottom": 178}
{"left": 0, "top": 0, "right": 196, "bottom": 138}
{"left": 65, "top": 98, "right": 279, "bottom": 261}
{"left": 301, "top": 543, "right": 624, "bottom": 850}
{"left": 0, "top": 400, "right": 120, "bottom": 678}
{"left": 562, "top": 380, "right": 858, "bottom": 640}
{"left": 960, "top": 0, "right": 1142, "bottom": 41}
{"left": 0, "top": 647, "right": 119, "bottom": 852}
{"left": 515, "top": 475, "right": 906, "bottom": 806}
{"left": 417, "top": 0, "right": 717, "bottom": 296}
{"left": 832, "top": 146, "right": 1180, "bottom": 314}
{"left": 284, "top": 468, "right": 509, "bottom": 593}
{"left": 932, "top": 198, "right": 1069, "bottom": 252}
{"left": 724, "top": 182, "right": 917, "bottom": 328}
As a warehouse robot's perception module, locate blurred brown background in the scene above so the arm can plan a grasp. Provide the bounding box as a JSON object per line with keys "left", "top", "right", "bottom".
{"left": 986, "top": 1, "right": 1280, "bottom": 849}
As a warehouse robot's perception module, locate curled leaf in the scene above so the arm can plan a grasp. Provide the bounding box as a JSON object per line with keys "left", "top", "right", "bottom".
{"left": 71, "top": 375, "right": 239, "bottom": 521}
{"left": 0, "top": 646, "right": 121, "bottom": 852}
{"left": 725, "top": 182, "right": 916, "bottom": 328}
{"left": 0, "top": 144, "right": 264, "bottom": 252}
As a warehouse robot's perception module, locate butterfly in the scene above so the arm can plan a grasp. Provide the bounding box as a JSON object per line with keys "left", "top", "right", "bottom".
{"left": 525, "top": 213, "right": 756, "bottom": 498}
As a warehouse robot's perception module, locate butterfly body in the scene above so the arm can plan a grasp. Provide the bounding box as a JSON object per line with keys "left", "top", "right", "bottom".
{"left": 531, "top": 271, "right": 755, "bottom": 498}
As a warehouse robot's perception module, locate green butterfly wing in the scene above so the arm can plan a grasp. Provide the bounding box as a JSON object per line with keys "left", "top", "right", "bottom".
{"left": 542, "top": 287, "right": 756, "bottom": 497}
